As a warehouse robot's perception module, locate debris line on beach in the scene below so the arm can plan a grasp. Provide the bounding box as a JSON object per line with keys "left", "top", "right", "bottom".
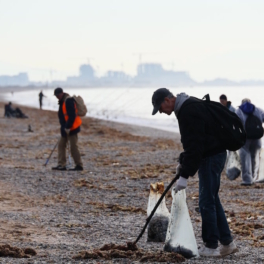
{"left": 72, "top": 242, "right": 185, "bottom": 262}
{"left": 0, "top": 244, "right": 37, "bottom": 258}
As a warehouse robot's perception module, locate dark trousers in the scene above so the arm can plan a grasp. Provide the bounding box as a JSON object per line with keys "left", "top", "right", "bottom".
{"left": 198, "top": 151, "right": 233, "bottom": 249}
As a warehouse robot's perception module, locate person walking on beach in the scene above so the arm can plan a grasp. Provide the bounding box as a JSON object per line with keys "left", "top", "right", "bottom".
{"left": 152, "top": 88, "right": 238, "bottom": 258}
{"left": 39, "top": 90, "right": 46, "bottom": 110}
{"left": 219, "top": 94, "right": 236, "bottom": 113}
{"left": 236, "top": 98, "right": 264, "bottom": 185}
{"left": 52, "top": 87, "right": 83, "bottom": 171}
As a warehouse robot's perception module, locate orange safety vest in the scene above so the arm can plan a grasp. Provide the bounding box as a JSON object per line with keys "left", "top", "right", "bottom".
{"left": 62, "top": 101, "right": 82, "bottom": 131}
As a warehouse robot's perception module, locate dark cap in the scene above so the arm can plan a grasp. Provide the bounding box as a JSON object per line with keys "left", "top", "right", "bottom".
{"left": 152, "top": 88, "right": 173, "bottom": 115}
{"left": 54, "top": 87, "right": 63, "bottom": 95}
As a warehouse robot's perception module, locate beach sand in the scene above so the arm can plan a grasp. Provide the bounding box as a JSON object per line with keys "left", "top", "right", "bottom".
{"left": 0, "top": 101, "right": 263, "bottom": 263}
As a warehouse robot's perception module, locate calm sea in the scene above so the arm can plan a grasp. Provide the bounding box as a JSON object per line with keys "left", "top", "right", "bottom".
{"left": 3, "top": 86, "right": 264, "bottom": 137}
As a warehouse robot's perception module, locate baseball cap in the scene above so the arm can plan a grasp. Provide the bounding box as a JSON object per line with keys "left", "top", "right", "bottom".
{"left": 54, "top": 87, "right": 63, "bottom": 95}
{"left": 152, "top": 88, "right": 173, "bottom": 115}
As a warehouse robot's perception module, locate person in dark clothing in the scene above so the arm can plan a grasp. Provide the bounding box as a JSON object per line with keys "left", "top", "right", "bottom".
{"left": 219, "top": 94, "right": 236, "bottom": 113}
{"left": 52, "top": 87, "right": 83, "bottom": 171}
{"left": 236, "top": 98, "right": 264, "bottom": 185}
{"left": 152, "top": 88, "right": 238, "bottom": 258}
{"left": 4, "top": 102, "right": 16, "bottom": 117}
{"left": 39, "top": 90, "right": 46, "bottom": 110}
{"left": 4, "top": 102, "right": 28, "bottom": 118}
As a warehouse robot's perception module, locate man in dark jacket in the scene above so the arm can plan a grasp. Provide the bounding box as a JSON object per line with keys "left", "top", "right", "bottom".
{"left": 52, "top": 87, "right": 83, "bottom": 171}
{"left": 219, "top": 94, "right": 236, "bottom": 113}
{"left": 152, "top": 88, "right": 238, "bottom": 257}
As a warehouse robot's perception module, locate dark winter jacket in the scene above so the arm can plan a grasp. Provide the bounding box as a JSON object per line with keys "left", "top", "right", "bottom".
{"left": 176, "top": 97, "right": 226, "bottom": 179}
{"left": 226, "top": 101, "right": 236, "bottom": 113}
{"left": 58, "top": 93, "right": 80, "bottom": 137}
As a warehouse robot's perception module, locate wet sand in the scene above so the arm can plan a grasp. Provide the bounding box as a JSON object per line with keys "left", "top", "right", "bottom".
{"left": 0, "top": 102, "right": 263, "bottom": 263}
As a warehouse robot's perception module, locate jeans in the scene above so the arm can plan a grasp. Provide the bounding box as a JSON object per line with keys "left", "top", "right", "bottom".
{"left": 240, "top": 139, "right": 261, "bottom": 183}
{"left": 198, "top": 151, "right": 233, "bottom": 249}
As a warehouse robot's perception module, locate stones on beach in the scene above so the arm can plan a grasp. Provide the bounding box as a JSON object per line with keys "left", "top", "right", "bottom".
{"left": 147, "top": 182, "right": 170, "bottom": 242}
{"left": 164, "top": 189, "right": 199, "bottom": 259}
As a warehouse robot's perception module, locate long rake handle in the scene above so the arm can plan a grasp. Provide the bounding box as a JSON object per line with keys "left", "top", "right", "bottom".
{"left": 133, "top": 173, "right": 180, "bottom": 245}
{"left": 44, "top": 139, "right": 59, "bottom": 166}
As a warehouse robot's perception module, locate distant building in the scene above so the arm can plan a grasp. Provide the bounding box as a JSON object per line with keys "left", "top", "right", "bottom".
{"left": 66, "top": 64, "right": 96, "bottom": 86}
{"left": 79, "top": 64, "right": 95, "bottom": 80}
{"left": 202, "top": 78, "right": 237, "bottom": 86}
{"left": 133, "top": 63, "right": 196, "bottom": 87}
{"left": 100, "top": 71, "right": 131, "bottom": 87}
{"left": 0, "top": 73, "right": 29, "bottom": 86}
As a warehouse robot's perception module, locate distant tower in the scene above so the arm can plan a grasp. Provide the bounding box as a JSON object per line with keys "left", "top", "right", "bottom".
{"left": 79, "top": 64, "right": 95, "bottom": 79}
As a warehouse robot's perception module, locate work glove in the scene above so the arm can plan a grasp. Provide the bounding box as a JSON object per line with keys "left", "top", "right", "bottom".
{"left": 65, "top": 128, "right": 70, "bottom": 135}
{"left": 174, "top": 176, "right": 187, "bottom": 192}
{"left": 60, "top": 126, "right": 67, "bottom": 137}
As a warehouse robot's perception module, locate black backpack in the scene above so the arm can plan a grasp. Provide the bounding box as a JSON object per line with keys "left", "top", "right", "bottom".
{"left": 245, "top": 114, "right": 263, "bottom": 139}
{"left": 182, "top": 94, "right": 246, "bottom": 151}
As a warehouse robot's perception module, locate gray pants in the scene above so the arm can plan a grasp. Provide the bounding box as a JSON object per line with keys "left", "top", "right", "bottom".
{"left": 58, "top": 134, "right": 83, "bottom": 168}
{"left": 239, "top": 139, "right": 261, "bottom": 184}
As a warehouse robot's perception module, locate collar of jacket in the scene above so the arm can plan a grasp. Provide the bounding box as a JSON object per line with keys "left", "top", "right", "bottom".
{"left": 58, "top": 93, "right": 70, "bottom": 105}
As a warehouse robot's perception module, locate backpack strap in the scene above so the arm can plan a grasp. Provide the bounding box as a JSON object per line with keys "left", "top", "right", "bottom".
{"left": 202, "top": 94, "right": 210, "bottom": 102}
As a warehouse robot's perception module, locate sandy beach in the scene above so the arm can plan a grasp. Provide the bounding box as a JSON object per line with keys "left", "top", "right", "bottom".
{"left": 0, "top": 101, "right": 263, "bottom": 263}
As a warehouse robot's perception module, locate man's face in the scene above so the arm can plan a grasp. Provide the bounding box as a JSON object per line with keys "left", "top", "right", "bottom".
{"left": 220, "top": 99, "right": 227, "bottom": 106}
{"left": 55, "top": 93, "right": 63, "bottom": 100}
{"left": 159, "top": 97, "right": 173, "bottom": 115}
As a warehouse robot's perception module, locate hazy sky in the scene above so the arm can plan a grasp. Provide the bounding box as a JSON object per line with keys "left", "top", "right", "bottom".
{"left": 0, "top": 0, "right": 264, "bottom": 82}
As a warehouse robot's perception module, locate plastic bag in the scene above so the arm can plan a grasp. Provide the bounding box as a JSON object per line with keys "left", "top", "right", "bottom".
{"left": 147, "top": 182, "right": 170, "bottom": 242}
{"left": 164, "top": 189, "right": 199, "bottom": 258}
{"left": 225, "top": 151, "right": 241, "bottom": 181}
{"left": 255, "top": 148, "right": 264, "bottom": 183}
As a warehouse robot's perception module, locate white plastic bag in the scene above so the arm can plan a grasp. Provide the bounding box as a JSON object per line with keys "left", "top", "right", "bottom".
{"left": 255, "top": 148, "right": 264, "bottom": 183}
{"left": 147, "top": 182, "right": 170, "bottom": 242}
{"left": 164, "top": 188, "right": 199, "bottom": 258}
{"left": 225, "top": 151, "right": 241, "bottom": 181}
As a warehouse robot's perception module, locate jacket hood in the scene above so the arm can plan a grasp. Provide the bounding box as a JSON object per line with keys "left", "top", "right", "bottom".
{"left": 239, "top": 102, "right": 255, "bottom": 115}
{"left": 174, "top": 93, "right": 190, "bottom": 115}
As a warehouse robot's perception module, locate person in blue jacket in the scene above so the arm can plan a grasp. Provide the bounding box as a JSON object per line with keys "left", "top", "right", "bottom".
{"left": 236, "top": 98, "right": 264, "bottom": 185}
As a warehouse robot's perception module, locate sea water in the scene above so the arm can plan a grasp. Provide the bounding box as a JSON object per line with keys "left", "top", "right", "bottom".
{"left": 3, "top": 86, "right": 264, "bottom": 141}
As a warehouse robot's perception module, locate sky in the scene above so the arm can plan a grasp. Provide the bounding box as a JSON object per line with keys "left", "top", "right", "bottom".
{"left": 0, "top": 0, "right": 264, "bottom": 82}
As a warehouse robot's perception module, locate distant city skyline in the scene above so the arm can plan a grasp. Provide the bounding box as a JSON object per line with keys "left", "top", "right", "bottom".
{"left": 1, "top": 63, "right": 264, "bottom": 87}
{"left": 1, "top": 1, "right": 264, "bottom": 82}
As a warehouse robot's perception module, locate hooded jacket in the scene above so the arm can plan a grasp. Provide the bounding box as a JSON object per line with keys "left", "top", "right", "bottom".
{"left": 236, "top": 102, "right": 264, "bottom": 128}
{"left": 174, "top": 94, "right": 225, "bottom": 179}
{"left": 58, "top": 93, "right": 81, "bottom": 137}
